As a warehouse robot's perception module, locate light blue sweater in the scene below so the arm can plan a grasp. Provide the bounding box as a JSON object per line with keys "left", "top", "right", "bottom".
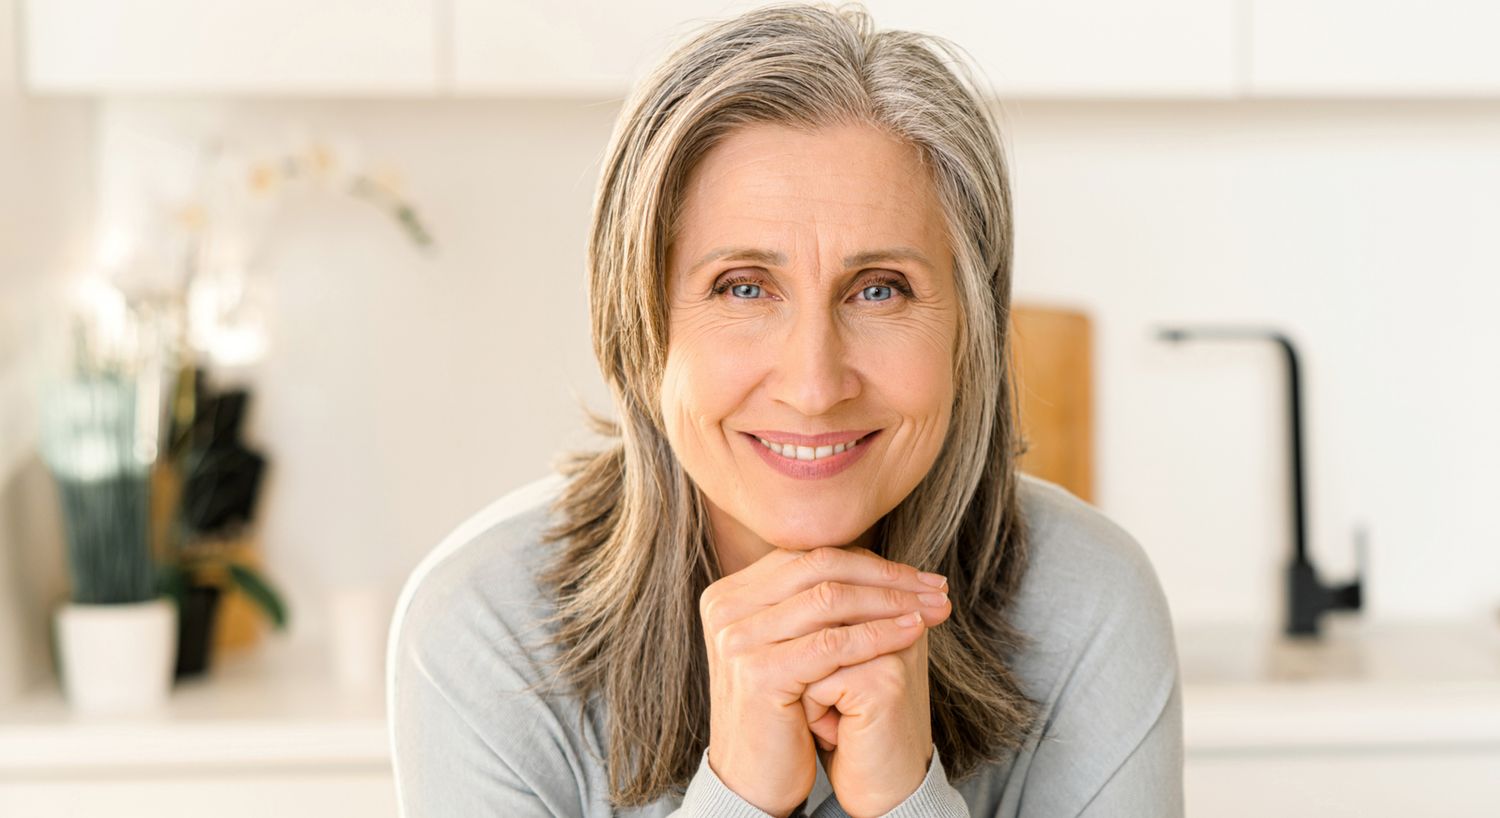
{"left": 387, "top": 471, "right": 1184, "bottom": 816}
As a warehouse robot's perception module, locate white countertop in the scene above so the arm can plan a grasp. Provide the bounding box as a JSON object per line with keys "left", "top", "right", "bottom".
{"left": 1176, "top": 615, "right": 1500, "bottom": 753}
{"left": 3, "top": 616, "right": 1499, "bottom": 775}
{"left": 0, "top": 638, "right": 388, "bottom": 776}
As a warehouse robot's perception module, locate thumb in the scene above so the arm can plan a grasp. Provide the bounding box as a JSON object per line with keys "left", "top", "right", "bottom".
{"left": 809, "top": 709, "right": 840, "bottom": 750}
{"left": 804, "top": 693, "right": 841, "bottom": 748}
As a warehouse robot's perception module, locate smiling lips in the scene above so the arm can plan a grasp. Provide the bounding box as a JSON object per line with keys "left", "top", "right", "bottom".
{"left": 754, "top": 433, "right": 869, "bottom": 461}
{"left": 739, "top": 429, "right": 879, "bottom": 479}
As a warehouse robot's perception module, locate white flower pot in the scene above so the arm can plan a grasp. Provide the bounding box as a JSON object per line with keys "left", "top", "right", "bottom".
{"left": 54, "top": 597, "right": 178, "bottom": 715}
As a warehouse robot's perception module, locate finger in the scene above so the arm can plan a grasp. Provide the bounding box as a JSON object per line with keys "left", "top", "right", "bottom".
{"left": 842, "top": 545, "right": 946, "bottom": 590}
{"left": 802, "top": 662, "right": 865, "bottom": 718}
{"left": 808, "top": 709, "right": 840, "bottom": 749}
{"left": 728, "top": 581, "right": 951, "bottom": 648}
{"left": 803, "top": 633, "right": 926, "bottom": 715}
{"left": 766, "top": 611, "right": 927, "bottom": 690}
{"left": 724, "top": 546, "right": 947, "bottom": 615}
{"left": 803, "top": 691, "right": 832, "bottom": 727}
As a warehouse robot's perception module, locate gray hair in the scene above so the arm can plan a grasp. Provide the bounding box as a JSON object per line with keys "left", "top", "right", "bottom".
{"left": 532, "top": 2, "right": 1039, "bottom": 806}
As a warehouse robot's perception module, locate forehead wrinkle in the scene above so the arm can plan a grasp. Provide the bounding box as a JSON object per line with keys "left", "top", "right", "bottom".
{"left": 673, "top": 131, "right": 948, "bottom": 292}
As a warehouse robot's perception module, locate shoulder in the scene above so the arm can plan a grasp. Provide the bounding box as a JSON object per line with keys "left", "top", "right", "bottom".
{"left": 990, "top": 479, "right": 1184, "bottom": 813}
{"left": 965, "top": 473, "right": 1184, "bottom": 815}
{"left": 386, "top": 472, "right": 615, "bottom": 813}
{"left": 1011, "top": 472, "right": 1176, "bottom": 655}
{"left": 1007, "top": 472, "right": 1180, "bottom": 732}
{"left": 386, "top": 471, "right": 572, "bottom": 697}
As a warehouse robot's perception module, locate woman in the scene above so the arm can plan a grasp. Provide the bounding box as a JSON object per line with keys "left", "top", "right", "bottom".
{"left": 388, "top": 3, "right": 1183, "bottom": 816}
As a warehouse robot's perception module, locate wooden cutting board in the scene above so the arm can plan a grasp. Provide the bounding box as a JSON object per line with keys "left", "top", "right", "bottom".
{"left": 1009, "top": 304, "right": 1094, "bottom": 503}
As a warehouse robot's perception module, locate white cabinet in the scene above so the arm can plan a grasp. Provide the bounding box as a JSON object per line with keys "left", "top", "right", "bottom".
{"left": 21, "top": 0, "right": 440, "bottom": 95}
{"left": 22, "top": 0, "right": 1237, "bottom": 99}
{"left": 20, "top": 1, "right": 1500, "bottom": 99}
{"left": 449, "top": 0, "right": 1239, "bottom": 98}
{"left": 450, "top": 0, "right": 766, "bottom": 96}
{"left": 1178, "top": 619, "right": 1500, "bottom": 818}
{"left": 1187, "top": 750, "right": 1500, "bottom": 818}
{"left": 0, "top": 640, "right": 396, "bottom": 818}
{"left": 0, "top": 772, "right": 397, "bottom": 818}
{"left": 862, "top": 0, "right": 1238, "bottom": 98}
{"left": 1250, "top": 0, "right": 1500, "bottom": 96}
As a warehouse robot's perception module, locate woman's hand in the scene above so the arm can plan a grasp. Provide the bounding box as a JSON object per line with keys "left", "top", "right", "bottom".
{"left": 700, "top": 545, "right": 952, "bottom": 818}
{"left": 801, "top": 556, "right": 943, "bottom": 817}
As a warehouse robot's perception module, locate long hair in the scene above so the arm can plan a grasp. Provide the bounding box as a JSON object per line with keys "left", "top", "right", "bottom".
{"left": 529, "top": 2, "right": 1039, "bottom": 807}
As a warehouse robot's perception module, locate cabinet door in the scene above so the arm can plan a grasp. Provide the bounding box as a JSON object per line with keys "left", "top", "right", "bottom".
{"left": 0, "top": 769, "right": 397, "bottom": 818}
{"left": 452, "top": 0, "right": 1239, "bottom": 99}
{"left": 22, "top": 0, "right": 439, "bottom": 95}
{"left": 863, "top": 0, "right": 1239, "bottom": 98}
{"left": 450, "top": 0, "right": 767, "bottom": 96}
{"left": 1186, "top": 750, "right": 1500, "bottom": 817}
{"left": 1251, "top": 0, "right": 1500, "bottom": 96}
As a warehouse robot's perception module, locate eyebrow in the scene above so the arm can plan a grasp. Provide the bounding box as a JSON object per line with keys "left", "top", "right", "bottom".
{"left": 685, "top": 245, "right": 934, "bottom": 278}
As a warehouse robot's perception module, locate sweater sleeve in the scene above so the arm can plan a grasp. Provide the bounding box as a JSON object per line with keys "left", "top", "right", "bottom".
{"left": 388, "top": 528, "right": 794, "bottom": 818}
{"left": 678, "top": 747, "right": 802, "bottom": 817}
{"left": 392, "top": 637, "right": 783, "bottom": 817}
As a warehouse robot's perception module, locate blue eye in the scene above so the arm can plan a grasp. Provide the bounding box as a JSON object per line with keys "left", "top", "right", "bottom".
{"left": 730, "top": 282, "right": 762, "bottom": 299}
{"left": 861, "top": 284, "right": 893, "bottom": 302}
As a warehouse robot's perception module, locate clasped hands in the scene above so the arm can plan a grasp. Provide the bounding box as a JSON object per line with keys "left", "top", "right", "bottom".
{"left": 700, "top": 545, "right": 951, "bottom": 818}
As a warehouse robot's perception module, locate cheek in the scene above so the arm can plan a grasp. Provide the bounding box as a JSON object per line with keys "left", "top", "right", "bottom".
{"left": 659, "top": 327, "right": 765, "bottom": 460}
{"left": 887, "top": 345, "right": 953, "bottom": 419}
{"left": 849, "top": 316, "right": 957, "bottom": 488}
{"left": 855, "top": 318, "right": 955, "bottom": 426}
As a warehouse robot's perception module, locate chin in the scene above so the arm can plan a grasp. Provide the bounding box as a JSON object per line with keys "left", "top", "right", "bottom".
{"left": 746, "top": 501, "right": 877, "bottom": 551}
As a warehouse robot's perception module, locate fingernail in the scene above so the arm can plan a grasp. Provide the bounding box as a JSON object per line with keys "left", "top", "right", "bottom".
{"left": 918, "top": 571, "right": 947, "bottom": 588}
{"left": 917, "top": 591, "right": 948, "bottom": 607}
{"left": 896, "top": 610, "right": 923, "bottom": 627}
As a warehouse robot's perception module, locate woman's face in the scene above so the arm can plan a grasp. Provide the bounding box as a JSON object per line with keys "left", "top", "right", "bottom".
{"left": 660, "top": 121, "right": 960, "bottom": 564}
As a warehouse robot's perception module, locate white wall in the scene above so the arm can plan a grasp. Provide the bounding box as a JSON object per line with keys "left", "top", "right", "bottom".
{"left": 0, "top": 0, "right": 96, "bottom": 700}
{"left": 55, "top": 95, "right": 1500, "bottom": 645}
{"left": 1003, "top": 100, "right": 1500, "bottom": 626}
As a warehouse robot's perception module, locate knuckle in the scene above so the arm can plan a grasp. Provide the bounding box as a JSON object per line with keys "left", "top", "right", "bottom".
{"left": 877, "top": 558, "right": 904, "bottom": 585}
{"left": 804, "top": 546, "right": 839, "bottom": 572}
{"left": 881, "top": 586, "right": 909, "bottom": 611}
{"left": 813, "top": 626, "right": 845, "bottom": 658}
{"left": 715, "top": 622, "right": 747, "bottom": 657}
{"left": 699, "top": 589, "right": 721, "bottom": 629}
{"left": 811, "top": 580, "right": 841, "bottom": 612}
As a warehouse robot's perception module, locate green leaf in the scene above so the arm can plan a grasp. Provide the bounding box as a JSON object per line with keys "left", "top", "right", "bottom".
{"left": 226, "top": 563, "right": 289, "bottom": 631}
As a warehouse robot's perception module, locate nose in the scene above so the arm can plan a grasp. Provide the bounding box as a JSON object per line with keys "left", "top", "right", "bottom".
{"left": 767, "top": 304, "right": 860, "bottom": 416}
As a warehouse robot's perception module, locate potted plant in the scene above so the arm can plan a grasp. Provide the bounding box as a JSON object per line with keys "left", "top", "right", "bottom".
{"left": 145, "top": 132, "right": 429, "bottom": 674}
{"left": 40, "top": 322, "right": 177, "bottom": 715}
{"left": 157, "top": 362, "right": 287, "bottom": 677}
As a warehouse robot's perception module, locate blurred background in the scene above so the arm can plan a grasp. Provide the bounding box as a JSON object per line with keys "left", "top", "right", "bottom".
{"left": 2, "top": 1, "right": 1499, "bottom": 815}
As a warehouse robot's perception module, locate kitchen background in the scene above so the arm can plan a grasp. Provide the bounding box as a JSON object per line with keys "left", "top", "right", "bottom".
{"left": 3, "top": 0, "right": 1499, "bottom": 815}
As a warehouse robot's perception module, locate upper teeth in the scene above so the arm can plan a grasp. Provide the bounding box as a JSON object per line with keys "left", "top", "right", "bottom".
{"left": 756, "top": 436, "right": 865, "bottom": 461}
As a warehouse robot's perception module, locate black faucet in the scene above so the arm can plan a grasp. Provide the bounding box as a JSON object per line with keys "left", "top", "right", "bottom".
{"left": 1156, "top": 326, "right": 1365, "bottom": 638}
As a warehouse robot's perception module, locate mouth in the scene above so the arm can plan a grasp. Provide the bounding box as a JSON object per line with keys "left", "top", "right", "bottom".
{"left": 743, "top": 430, "right": 879, "bottom": 462}
{"left": 737, "top": 429, "right": 881, "bottom": 479}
